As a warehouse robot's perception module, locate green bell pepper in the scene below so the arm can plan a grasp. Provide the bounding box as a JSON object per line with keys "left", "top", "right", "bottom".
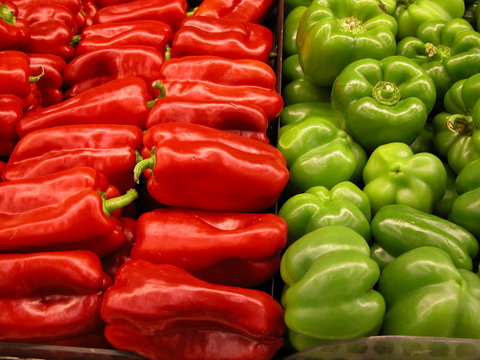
{"left": 283, "top": 78, "right": 331, "bottom": 106}
{"left": 281, "top": 226, "right": 385, "bottom": 350}
{"left": 410, "top": 122, "right": 435, "bottom": 154}
{"left": 279, "top": 102, "right": 336, "bottom": 136}
{"left": 331, "top": 56, "right": 436, "bottom": 152}
{"left": 456, "top": 158, "right": 480, "bottom": 194}
{"left": 363, "top": 142, "right": 447, "bottom": 214}
{"left": 283, "top": 54, "right": 305, "bottom": 83}
{"left": 396, "top": 18, "right": 480, "bottom": 100}
{"left": 278, "top": 117, "right": 367, "bottom": 192}
{"left": 393, "top": 0, "right": 465, "bottom": 39}
{"left": 449, "top": 187, "right": 480, "bottom": 239}
{"left": 284, "top": 6, "right": 307, "bottom": 56}
{"left": 379, "top": 246, "right": 480, "bottom": 338}
{"left": 278, "top": 181, "right": 371, "bottom": 245}
{"left": 371, "top": 204, "right": 478, "bottom": 271}
{"left": 296, "top": 0, "right": 398, "bottom": 87}
{"left": 432, "top": 73, "right": 480, "bottom": 174}
{"left": 433, "top": 162, "right": 458, "bottom": 219}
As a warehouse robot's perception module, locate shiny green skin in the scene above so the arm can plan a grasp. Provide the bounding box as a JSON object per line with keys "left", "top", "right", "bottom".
{"left": 279, "top": 102, "right": 336, "bottom": 135}
{"left": 363, "top": 142, "right": 447, "bottom": 214}
{"left": 283, "top": 78, "right": 331, "bottom": 106}
{"left": 449, "top": 187, "right": 480, "bottom": 239}
{"left": 409, "top": 122, "right": 435, "bottom": 154}
{"left": 283, "top": 54, "right": 305, "bottom": 83}
{"left": 278, "top": 181, "right": 371, "bottom": 245}
{"left": 278, "top": 117, "right": 367, "bottom": 192}
{"left": 379, "top": 246, "right": 480, "bottom": 338}
{"left": 372, "top": 204, "right": 478, "bottom": 271}
{"left": 296, "top": 0, "right": 398, "bottom": 87}
{"left": 394, "top": 0, "right": 465, "bottom": 39}
{"left": 331, "top": 56, "right": 436, "bottom": 152}
{"left": 281, "top": 226, "right": 385, "bottom": 350}
{"left": 396, "top": 19, "right": 480, "bottom": 100}
{"left": 433, "top": 163, "right": 458, "bottom": 219}
{"left": 284, "top": 6, "right": 307, "bottom": 56}
{"left": 456, "top": 158, "right": 480, "bottom": 194}
{"left": 432, "top": 74, "right": 480, "bottom": 174}
{"left": 370, "top": 243, "right": 395, "bottom": 271}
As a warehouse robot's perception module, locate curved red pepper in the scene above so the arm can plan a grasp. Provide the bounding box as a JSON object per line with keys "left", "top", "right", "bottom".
{"left": 146, "top": 96, "right": 270, "bottom": 143}
{"left": 4, "top": 124, "right": 143, "bottom": 192}
{"left": 75, "top": 20, "right": 172, "bottom": 56}
{"left": 0, "top": 0, "right": 30, "bottom": 51}
{"left": 63, "top": 45, "right": 165, "bottom": 98}
{"left": 171, "top": 16, "right": 274, "bottom": 62}
{"left": 12, "top": 0, "right": 82, "bottom": 15}
{"left": 135, "top": 122, "right": 289, "bottom": 212}
{"left": 16, "top": 77, "right": 153, "bottom": 138}
{"left": 132, "top": 208, "right": 287, "bottom": 287}
{"left": 94, "top": 0, "right": 187, "bottom": 31}
{"left": 93, "top": 0, "right": 130, "bottom": 8}
{"left": 192, "top": 0, "right": 276, "bottom": 24}
{"left": 0, "top": 94, "right": 23, "bottom": 157}
{"left": 0, "top": 50, "right": 36, "bottom": 98}
{"left": 101, "top": 260, "right": 286, "bottom": 360}
{"left": 102, "top": 216, "right": 136, "bottom": 278}
{"left": 29, "top": 53, "right": 66, "bottom": 107}
{"left": 80, "top": 0, "right": 97, "bottom": 29}
{"left": 17, "top": 2, "right": 79, "bottom": 34}
{"left": 0, "top": 250, "right": 110, "bottom": 343}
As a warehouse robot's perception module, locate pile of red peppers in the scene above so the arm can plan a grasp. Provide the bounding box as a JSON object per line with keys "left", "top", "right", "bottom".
{"left": 0, "top": 0, "right": 288, "bottom": 359}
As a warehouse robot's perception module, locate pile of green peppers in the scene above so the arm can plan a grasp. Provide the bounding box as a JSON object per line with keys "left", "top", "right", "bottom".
{"left": 278, "top": 0, "right": 480, "bottom": 351}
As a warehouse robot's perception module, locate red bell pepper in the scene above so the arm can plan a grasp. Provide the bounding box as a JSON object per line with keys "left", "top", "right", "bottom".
{"left": 146, "top": 96, "right": 270, "bottom": 143}
{"left": 94, "top": 0, "right": 187, "bottom": 31}
{"left": 132, "top": 208, "right": 287, "bottom": 287}
{"left": 29, "top": 53, "right": 66, "bottom": 107}
{"left": 192, "top": 0, "right": 276, "bottom": 24}
{"left": 0, "top": 168, "right": 138, "bottom": 253}
{"left": 63, "top": 45, "right": 165, "bottom": 98}
{"left": 16, "top": 77, "right": 153, "bottom": 137}
{"left": 0, "top": 94, "right": 23, "bottom": 157}
{"left": 171, "top": 16, "right": 274, "bottom": 62}
{"left": 80, "top": 0, "right": 97, "bottom": 29}
{"left": 0, "top": 250, "right": 110, "bottom": 343}
{"left": 0, "top": 0, "right": 30, "bottom": 51}
{"left": 75, "top": 20, "right": 172, "bottom": 56}
{"left": 16, "top": 2, "right": 79, "bottom": 34}
{"left": 102, "top": 216, "right": 136, "bottom": 278}
{"left": 159, "top": 55, "right": 277, "bottom": 89}
{"left": 0, "top": 162, "right": 5, "bottom": 178}
{"left": 4, "top": 124, "right": 143, "bottom": 192}
{"left": 12, "top": 0, "right": 82, "bottom": 15}
{"left": 94, "top": 0, "right": 130, "bottom": 9}
{"left": 101, "top": 260, "right": 286, "bottom": 360}
{"left": 134, "top": 122, "right": 289, "bottom": 212}
{"left": 0, "top": 50, "right": 38, "bottom": 98}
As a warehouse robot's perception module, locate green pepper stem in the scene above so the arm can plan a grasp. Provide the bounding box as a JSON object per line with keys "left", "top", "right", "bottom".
{"left": 102, "top": 189, "right": 138, "bottom": 217}
{"left": 1, "top": 4, "right": 16, "bottom": 25}
{"left": 133, "top": 153, "right": 156, "bottom": 184}
{"left": 372, "top": 81, "right": 401, "bottom": 106}
{"left": 424, "top": 43, "right": 450, "bottom": 59}
{"left": 164, "top": 45, "right": 171, "bottom": 61}
{"left": 28, "top": 65, "right": 45, "bottom": 83}
{"left": 338, "top": 17, "right": 365, "bottom": 34}
{"left": 147, "top": 80, "right": 167, "bottom": 108}
{"left": 186, "top": 7, "right": 197, "bottom": 16}
{"left": 447, "top": 114, "right": 475, "bottom": 136}
{"left": 70, "top": 35, "right": 81, "bottom": 47}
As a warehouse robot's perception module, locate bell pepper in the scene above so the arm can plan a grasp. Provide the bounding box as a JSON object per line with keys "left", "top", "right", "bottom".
{"left": 296, "top": 0, "right": 398, "bottom": 87}
{"left": 433, "top": 162, "right": 459, "bottom": 219}
{"left": 0, "top": 250, "right": 110, "bottom": 343}
{"left": 0, "top": 161, "right": 5, "bottom": 178}
{"left": 93, "top": 0, "right": 187, "bottom": 31}
{"left": 132, "top": 208, "right": 287, "bottom": 287}
{"left": 456, "top": 158, "right": 480, "bottom": 194}
{"left": 94, "top": 0, "right": 130, "bottom": 9}
{"left": 146, "top": 96, "right": 270, "bottom": 143}
{"left": 0, "top": 0, "right": 30, "bottom": 51}
{"left": 134, "top": 122, "right": 289, "bottom": 212}
{"left": 4, "top": 124, "right": 143, "bottom": 192}
{"left": 170, "top": 16, "right": 274, "bottom": 63}
{"left": 12, "top": 0, "right": 83, "bottom": 18}
{"left": 0, "top": 94, "right": 23, "bottom": 157}
{"left": 393, "top": 0, "right": 465, "bottom": 39}
{"left": 0, "top": 50, "right": 39, "bottom": 98}
{"left": 283, "top": 6, "right": 306, "bottom": 57}
{"left": 432, "top": 73, "right": 480, "bottom": 174}
{"left": 192, "top": 0, "right": 276, "bottom": 24}
{"left": 16, "top": 2, "right": 79, "bottom": 34}
{"left": 102, "top": 216, "right": 136, "bottom": 278}
{"left": 277, "top": 116, "right": 367, "bottom": 192}
{"left": 378, "top": 246, "right": 480, "bottom": 338}
{"left": 28, "top": 53, "right": 66, "bottom": 107}
{"left": 80, "top": 0, "right": 97, "bottom": 29}
{"left": 409, "top": 122, "right": 435, "bottom": 154}
{"left": 63, "top": 45, "right": 165, "bottom": 98}
{"left": 396, "top": 18, "right": 480, "bottom": 102}
{"left": 282, "top": 54, "right": 304, "bottom": 83}
{"left": 16, "top": 77, "right": 153, "bottom": 138}
{"left": 101, "top": 259, "right": 286, "bottom": 360}
{"left": 363, "top": 142, "right": 447, "bottom": 214}
{"left": 279, "top": 101, "right": 335, "bottom": 131}
{"left": 331, "top": 56, "right": 436, "bottom": 152}
{"left": 371, "top": 204, "right": 478, "bottom": 271}
{"left": 449, "top": 186, "right": 480, "bottom": 239}
{"left": 74, "top": 20, "right": 172, "bottom": 56}
{"left": 159, "top": 55, "right": 277, "bottom": 89}
{"left": 0, "top": 168, "right": 138, "bottom": 254}
{"left": 281, "top": 226, "right": 385, "bottom": 350}
{"left": 283, "top": 78, "right": 331, "bottom": 106}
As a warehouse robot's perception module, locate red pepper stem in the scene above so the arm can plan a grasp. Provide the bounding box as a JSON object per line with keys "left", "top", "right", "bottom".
{"left": 134, "top": 153, "right": 156, "bottom": 184}
{"left": 29, "top": 65, "right": 45, "bottom": 83}
{"left": 103, "top": 189, "right": 138, "bottom": 217}
{"left": 147, "top": 81, "right": 167, "bottom": 108}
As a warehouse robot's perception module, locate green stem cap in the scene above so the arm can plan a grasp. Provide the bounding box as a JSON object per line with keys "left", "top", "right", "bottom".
{"left": 447, "top": 114, "right": 475, "bottom": 136}
{"left": 29, "top": 65, "right": 45, "bottom": 83}
{"left": 102, "top": 189, "right": 138, "bottom": 216}
{"left": 134, "top": 153, "right": 156, "bottom": 184}
{"left": 1, "top": 4, "right": 16, "bottom": 25}
{"left": 372, "top": 81, "right": 401, "bottom": 106}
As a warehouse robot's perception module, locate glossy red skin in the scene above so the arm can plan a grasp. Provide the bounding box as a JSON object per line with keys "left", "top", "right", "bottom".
{"left": 5, "top": 124, "right": 143, "bottom": 192}
{"left": 132, "top": 208, "right": 287, "bottom": 287}
{"left": 17, "top": 3, "right": 79, "bottom": 34}
{"left": 12, "top": 0, "right": 82, "bottom": 14}
{"left": 75, "top": 20, "right": 173, "bottom": 56}
{"left": 146, "top": 96, "right": 270, "bottom": 143}
{"left": 0, "top": 1, "right": 30, "bottom": 51}
{"left": 0, "top": 94, "right": 23, "bottom": 157}
{"left": 16, "top": 77, "right": 152, "bottom": 138}
{"left": 193, "top": 0, "right": 276, "bottom": 24}
{"left": 142, "top": 122, "right": 289, "bottom": 212}
{"left": 159, "top": 55, "right": 277, "bottom": 89}
{"left": 28, "top": 53, "right": 66, "bottom": 107}
{"left": 0, "top": 250, "right": 110, "bottom": 342}
{"left": 80, "top": 0, "right": 97, "bottom": 29}
{"left": 171, "top": 16, "right": 274, "bottom": 62}
{"left": 63, "top": 45, "right": 165, "bottom": 98}
{"left": 101, "top": 260, "right": 285, "bottom": 360}
{"left": 94, "top": 0, "right": 187, "bottom": 31}
{"left": 0, "top": 50, "right": 33, "bottom": 98}
{"left": 93, "top": 0, "right": 131, "bottom": 9}
{"left": 102, "top": 217, "right": 136, "bottom": 278}
{"left": 162, "top": 79, "right": 283, "bottom": 120}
